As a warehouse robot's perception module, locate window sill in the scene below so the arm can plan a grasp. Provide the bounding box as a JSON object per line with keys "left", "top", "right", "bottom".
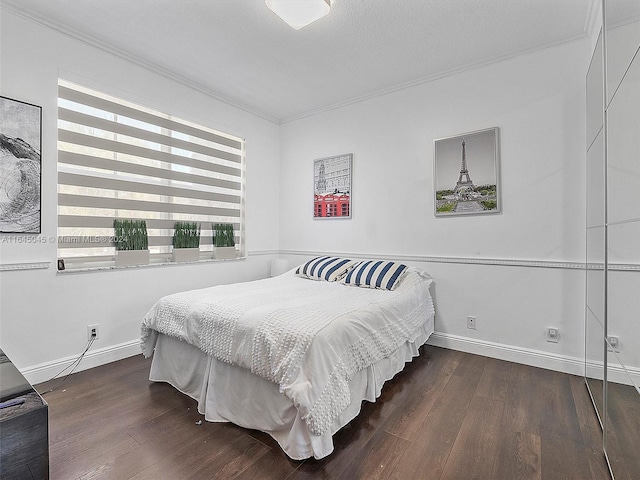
{"left": 56, "top": 255, "right": 247, "bottom": 274}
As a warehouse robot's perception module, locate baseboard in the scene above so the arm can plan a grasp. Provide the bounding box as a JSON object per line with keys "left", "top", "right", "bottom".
{"left": 428, "top": 332, "right": 640, "bottom": 389}
{"left": 21, "top": 339, "right": 141, "bottom": 386}
{"left": 21, "top": 332, "right": 640, "bottom": 392}
{"left": 607, "top": 362, "right": 640, "bottom": 389}
{"left": 427, "top": 332, "right": 586, "bottom": 376}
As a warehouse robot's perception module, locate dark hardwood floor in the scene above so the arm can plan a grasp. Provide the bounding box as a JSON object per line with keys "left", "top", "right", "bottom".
{"left": 35, "top": 346, "right": 612, "bottom": 480}
{"left": 606, "top": 382, "right": 640, "bottom": 480}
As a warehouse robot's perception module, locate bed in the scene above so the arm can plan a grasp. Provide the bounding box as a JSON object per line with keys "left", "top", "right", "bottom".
{"left": 140, "top": 258, "right": 435, "bottom": 460}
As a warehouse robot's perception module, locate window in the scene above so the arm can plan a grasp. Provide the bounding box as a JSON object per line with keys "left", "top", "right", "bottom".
{"left": 57, "top": 80, "right": 245, "bottom": 268}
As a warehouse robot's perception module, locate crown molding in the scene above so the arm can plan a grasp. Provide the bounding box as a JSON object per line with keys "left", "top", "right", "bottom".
{"left": 280, "top": 32, "right": 589, "bottom": 124}
{"left": 584, "top": 0, "right": 603, "bottom": 40}
{"left": 2, "top": 1, "right": 590, "bottom": 127}
{"left": 0, "top": 1, "right": 280, "bottom": 125}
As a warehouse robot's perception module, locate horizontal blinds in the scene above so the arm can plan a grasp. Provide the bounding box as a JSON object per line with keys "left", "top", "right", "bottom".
{"left": 57, "top": 79, "right": 245, "bottom": 264}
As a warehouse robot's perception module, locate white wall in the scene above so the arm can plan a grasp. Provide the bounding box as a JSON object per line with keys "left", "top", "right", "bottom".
{"left": 3, "top": 10, "right": 627, "bottom": 384}
{"left": 0, "top": 10, "right": 280, "bottom": 382}
{"left": 279, "top": 38, "right": 593, "bottom": 375}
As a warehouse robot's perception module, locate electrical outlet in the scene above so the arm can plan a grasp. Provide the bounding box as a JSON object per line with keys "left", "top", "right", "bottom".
{"left": 87, "top": 324, "right": 99, "bottom": 341}
{"left": 547, "top": 327, "right": 559, "bottom": 343}
{"left": 467, "top": 316, "right": 476, "bottom": 330}
{"left": 607, "top": 336, "right": 620, "bottom": 352}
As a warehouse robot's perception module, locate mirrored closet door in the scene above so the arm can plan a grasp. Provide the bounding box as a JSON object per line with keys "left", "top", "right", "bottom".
{"left": 603, "top": 0, "right": 640, "bottom": 477}
{"left": 585, "top": 26, "right": 606, "bottom": 427}
{"left": 586, "top": 1, "right": 640, "bottom": 479}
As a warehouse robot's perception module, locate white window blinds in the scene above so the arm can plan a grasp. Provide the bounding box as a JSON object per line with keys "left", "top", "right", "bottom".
{"left": 57, "top": 79, "right": 245, "bottom": 267}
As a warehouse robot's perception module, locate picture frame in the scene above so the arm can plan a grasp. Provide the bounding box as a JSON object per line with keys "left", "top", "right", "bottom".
{"left": 0, "top": 96, "right": 42, "bottom": 233}
{"left": 313, "top": 153, "right": 352, "bottom": 219}
{"left": 434, "top": 127, "right": 500, "bottom": 217}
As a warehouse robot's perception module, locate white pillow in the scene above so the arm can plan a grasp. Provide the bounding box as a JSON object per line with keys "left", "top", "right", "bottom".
{"left": 295, "top": 256, "right": 358, "bottom": 282}
{"left": 341, "top": 260, "right": 408, "bottom": 290}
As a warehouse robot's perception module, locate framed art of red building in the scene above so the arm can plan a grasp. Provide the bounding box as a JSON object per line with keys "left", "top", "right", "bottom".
{"left": 314, "top": 193, "right": 350, "bottom": 218}
{"left": 314, "top": 153, "right": 352, "bottom": 219}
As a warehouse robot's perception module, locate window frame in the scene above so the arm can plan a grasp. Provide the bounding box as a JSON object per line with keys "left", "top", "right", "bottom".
{"left": 56, "top": 79, "right": 245, "bottom": 270}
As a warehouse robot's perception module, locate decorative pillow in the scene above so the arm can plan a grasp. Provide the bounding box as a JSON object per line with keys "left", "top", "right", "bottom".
{"left": 341, "top": 260, "right": 408, "bottom": 291}
{"left": 295, "top": 256, "right": 358, "bottom": 282}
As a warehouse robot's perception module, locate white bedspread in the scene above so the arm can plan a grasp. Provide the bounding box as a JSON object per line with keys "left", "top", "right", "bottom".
{"left": 140, "top": 268, "right": 434, "bottom": 436}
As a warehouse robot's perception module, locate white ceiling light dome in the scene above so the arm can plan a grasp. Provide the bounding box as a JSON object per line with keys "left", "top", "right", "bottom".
{"left": 265, "top": 0, "right": 331, "bottom": 30}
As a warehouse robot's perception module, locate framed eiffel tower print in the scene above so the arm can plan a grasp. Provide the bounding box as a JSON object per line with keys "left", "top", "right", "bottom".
{"left": 313, "top": 153, "right": 352, "bottom": 219}
{"left": 434, "top": 127, "right": 500, "bottom": 217}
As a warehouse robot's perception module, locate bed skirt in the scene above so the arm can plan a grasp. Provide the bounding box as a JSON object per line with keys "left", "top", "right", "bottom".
{"left": 148, "top": 314, "right": 434, "bottom": 460}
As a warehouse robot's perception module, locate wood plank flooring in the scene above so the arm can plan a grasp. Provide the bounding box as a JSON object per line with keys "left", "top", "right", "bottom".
{"left": 606, "top": 382, "right": 640, "bottom": 480}
{"left": 35, "top": 346, "right": 613, "bottom": 480}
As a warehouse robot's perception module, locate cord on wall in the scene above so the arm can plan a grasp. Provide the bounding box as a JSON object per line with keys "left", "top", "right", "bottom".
{"left": 39, "top": 336, "right": 95, "bottom": 395}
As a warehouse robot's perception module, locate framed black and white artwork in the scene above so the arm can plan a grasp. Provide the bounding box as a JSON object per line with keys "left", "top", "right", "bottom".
{"left": 434, "top": 127, "right": 500, "bottom": 217}
{"left": 313, "top": 153, "right": 352, "bottom": 219}
{"left": 0, "top": 96, "right": 42, "bottom": 233}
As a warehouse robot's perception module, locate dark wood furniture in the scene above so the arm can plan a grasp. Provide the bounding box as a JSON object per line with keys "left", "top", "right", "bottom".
{"left": 0, "top": 349, "right": 49, "bottom": 479}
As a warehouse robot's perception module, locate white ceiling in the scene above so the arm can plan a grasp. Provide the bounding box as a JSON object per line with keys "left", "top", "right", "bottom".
{"left": 2, "top": 0, "right": 596, "bottom": 123}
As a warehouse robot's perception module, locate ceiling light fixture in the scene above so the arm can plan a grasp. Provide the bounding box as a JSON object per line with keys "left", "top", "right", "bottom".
{"left": 265, "top": 0, "right": 331, "bottom": 30}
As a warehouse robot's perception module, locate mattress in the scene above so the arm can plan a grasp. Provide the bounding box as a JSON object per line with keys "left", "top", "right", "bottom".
{"left": 149, "top": 317, "right": 434, "bottom": 459}
{"left": 142, "top": 266, "right": 435, "bottom": 459}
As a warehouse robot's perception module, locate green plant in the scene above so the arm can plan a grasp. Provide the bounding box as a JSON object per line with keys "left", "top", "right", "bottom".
{"left": 476, "top": 184, "right": 497, "bottom": 194}
{"left": 113, "top": 219, "right": 148, "bottom": 251}
{"left": 437, "top": 202, "right": 456, "bottom": 213}
{"left": 213, "top": 223, "right": 235, "bottom": 247}
{"left": 436, "top": 189, "right": 455, "bottom": 198}
{"left": 172, "top": 221, "right": 201, "bottom": 249}
{"left": 481, "top": 200, "right": 497, "bottom": 210}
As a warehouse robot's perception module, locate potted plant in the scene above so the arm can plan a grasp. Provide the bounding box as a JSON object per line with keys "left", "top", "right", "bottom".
{"left": 113, "top": 219, "right": 149, "bottom": 266}
{"left": 172, "top": 221, "right": 201, "bottom": 262}
{"left": 213, "top": 223, "right": 236, "bottom": 259}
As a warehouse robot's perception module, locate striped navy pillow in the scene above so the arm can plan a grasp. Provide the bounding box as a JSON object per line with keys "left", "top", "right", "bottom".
{"left": 295, "top": 256, "right": 358, "bottom": 282}
{"left": 341, "top": 260, "right": 408, "bottom": 290}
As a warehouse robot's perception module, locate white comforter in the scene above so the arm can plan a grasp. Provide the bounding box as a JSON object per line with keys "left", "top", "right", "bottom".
{"left": 140, "top": 268, "right": 434, "bottom": 436}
